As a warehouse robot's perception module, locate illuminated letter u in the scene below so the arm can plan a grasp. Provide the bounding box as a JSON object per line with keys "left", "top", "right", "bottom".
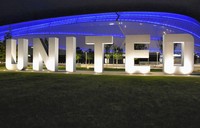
{"left": 6, "top": 39, "right": 28, "bottom": 70}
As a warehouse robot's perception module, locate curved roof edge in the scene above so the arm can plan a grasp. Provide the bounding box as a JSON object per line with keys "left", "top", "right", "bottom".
{"left": 0, "top": 11, "right": 200, "bottom": 40}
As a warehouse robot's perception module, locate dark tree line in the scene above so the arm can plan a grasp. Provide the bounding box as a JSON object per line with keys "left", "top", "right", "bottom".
{"left": 0, "top": 32, "right": 12, "bottom": 63}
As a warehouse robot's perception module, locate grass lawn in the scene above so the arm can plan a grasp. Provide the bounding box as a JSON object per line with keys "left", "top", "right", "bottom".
{"left": 0, "top": 72, "right": 200, "bottom": 128}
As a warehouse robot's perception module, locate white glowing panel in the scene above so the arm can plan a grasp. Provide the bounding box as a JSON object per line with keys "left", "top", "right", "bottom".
{"left": 163, "top": 34, "right": 194, "bottom": 74}
{"left": 125, "top": 35, "right": 150, "bottom": 74}
{"left": 33, "top": 38, "right": 59, "bottom": 71}
{"left": 66, "top": 37, "right": 76, "bottom": 72}
{"left": 6, "top": 39, "right": 28, "bottom": 70}
{"left": 86, "top": 36, "right": 113, "bottom": 73}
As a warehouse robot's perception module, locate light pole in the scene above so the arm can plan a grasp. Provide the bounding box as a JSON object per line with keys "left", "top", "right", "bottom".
{"left": 116, "top": 49, "right": 118, "bottom": 64}
{"left": 84, "top": 51, "right": 88, "bottom": 69}
{"left": 85, "top": 51, "right": 87, "bottom": 64}
{"left": 156, "top": 52, "right": 159, "bottom": 65}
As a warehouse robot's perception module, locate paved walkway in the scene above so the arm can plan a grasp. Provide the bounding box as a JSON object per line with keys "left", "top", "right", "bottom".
{"left": 68, "top": 70, "right": 200, "bottom": 77}
{"left": 2, "top": 69, "right": 200, "bottom": 77}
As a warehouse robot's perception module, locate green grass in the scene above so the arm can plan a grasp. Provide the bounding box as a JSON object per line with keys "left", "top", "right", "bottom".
{"left": 0, "top": 72, "right": 200, "bottom": 128}
{"left": 150, "top": 68, "right": 163, "bottom": 72}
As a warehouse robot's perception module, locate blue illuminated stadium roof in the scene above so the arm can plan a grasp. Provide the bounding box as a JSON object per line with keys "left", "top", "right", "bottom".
{"left": 0, "top": 12, "right": 200, "bottom": 49}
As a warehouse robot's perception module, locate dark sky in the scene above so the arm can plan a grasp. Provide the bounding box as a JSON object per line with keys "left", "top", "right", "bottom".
{"left": 0, "top": 0, "right": 200, "bottom": 25}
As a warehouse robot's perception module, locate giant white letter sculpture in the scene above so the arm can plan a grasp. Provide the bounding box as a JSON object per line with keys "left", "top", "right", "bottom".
{"left": 33, "top": 38, "right": 59, "bottom": 71}
{"left": 86, "top": 36, "right": 113, "bottom": 73}
{"left": 125, "top": 35, "right": 150, "bottom": 74}
{"left": 163, "top": 34, "right": 194, "bottom": 74}
{"left": 66, "top": 37, "right": 76, "bottom": 72}
{"left": 6, "top": 39, "right": 28, "bottom": 70}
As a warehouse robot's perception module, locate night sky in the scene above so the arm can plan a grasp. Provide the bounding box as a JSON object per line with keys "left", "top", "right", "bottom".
{"left": 0, "top": 0, "right": 200, "bottom": 25}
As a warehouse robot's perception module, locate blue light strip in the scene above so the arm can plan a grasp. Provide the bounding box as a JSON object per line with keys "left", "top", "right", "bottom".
{"left": 118, "top": 19, "right": 200, "bottom": 39}
{"left": 118, "top": 12, "right": 200, "bottom": 28}
{"left": 195, "top": 44, "right": 200, "bottom": 47}
{"left": 0, "top": 12, "right": 200, "bottom": 48}
{"left": 0, "top": 12, "right": 200, "bottom": 38}
{"left": 0, "top": 13, "right": 117, "bottom": 35}
{"left": 118, "top": 12, "right": 200, "bottom": 39}
{"left": 11, "top": 32, "right": 124, "bottom": 38}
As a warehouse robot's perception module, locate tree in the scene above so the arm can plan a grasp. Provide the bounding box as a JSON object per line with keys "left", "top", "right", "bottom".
{"left": 105, "top": 44, "right": 112, "bottom": 64}
{"left": 0, "top": 32, "right": 12, "bottom": 63}
{"left": 76, "top": 54, "right": 82, "bottom": 63}
{"left": 105, "top": 44, "right": 112, "bottom": 53}
{"left": 0, "top": 42, "right": 5, "bottom": 63}
{"left": 76, "top": 47, "right": 83, "bottom": 63}
{"left": 113, "top": 52, "right": 123, "bottom": 64}
{"left": 156, "top": 37, "right": 163, "bottom": 54}
{"left": 112, "top": 44, "right": 123, "bottom": 64}
{"left": 87, "top": 48, "right": 94, "bottom": 64}
{"left": 105, "top": 53, "right": 111, "bottom": 63}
